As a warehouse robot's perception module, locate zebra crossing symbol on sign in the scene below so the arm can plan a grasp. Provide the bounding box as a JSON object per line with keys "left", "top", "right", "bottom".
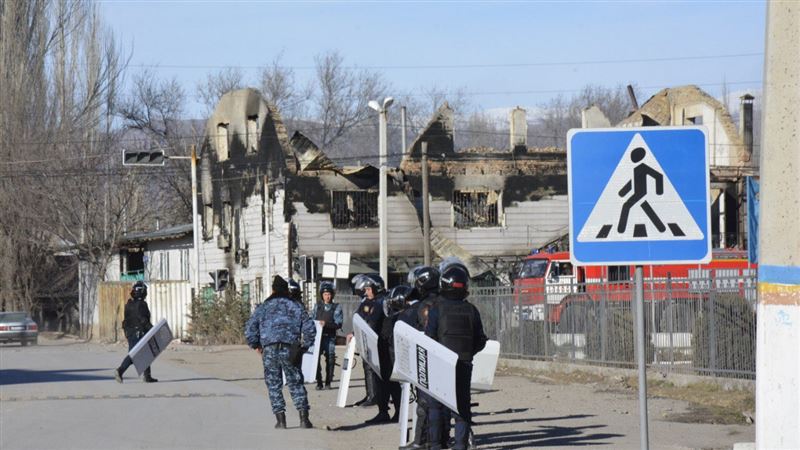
{"left": 568, "top": 127, "right": 711, "bottom": 266}
{"left": 577, "top": 133, "right": 703, "bottom": 242}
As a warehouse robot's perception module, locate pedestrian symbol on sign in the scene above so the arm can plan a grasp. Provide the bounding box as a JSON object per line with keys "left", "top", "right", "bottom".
{"left": 577, "top": 133, "right": 703, "bottom": 243}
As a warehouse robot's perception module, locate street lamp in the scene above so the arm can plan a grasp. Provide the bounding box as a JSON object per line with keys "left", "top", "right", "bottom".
{"left": 368, "top": 97, "right": 394, "bottom": 285}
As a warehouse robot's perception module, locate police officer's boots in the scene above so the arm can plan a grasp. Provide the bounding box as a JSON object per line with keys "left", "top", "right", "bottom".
{"left": 274, "top": 412, "right": 287, "bottom": 429}
{"left": 143, "top": 367, "right": 158, "bottom": 383}
{"left": 325, "top": 364, "right": 334, "bottom": 389}
{"left": 299, "top": 410, "right": 313, "bottom": 429}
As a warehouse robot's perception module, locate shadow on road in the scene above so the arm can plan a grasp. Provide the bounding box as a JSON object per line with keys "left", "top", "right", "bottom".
{"left": 0, "top": 368, "right": 110, "bottom": 385}
{"left": 474, "top": 407, "right": 530, "bottom": 417}
{"left": 477, "top": 424, "right": 623, "bottom": 449}
{"left": 475, "top": 414, "right": 595, "bottom": 427}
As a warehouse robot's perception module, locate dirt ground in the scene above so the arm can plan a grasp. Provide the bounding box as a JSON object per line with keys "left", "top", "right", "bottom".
{"left": 143, "top": 340, "right": 755, "bottom": 450}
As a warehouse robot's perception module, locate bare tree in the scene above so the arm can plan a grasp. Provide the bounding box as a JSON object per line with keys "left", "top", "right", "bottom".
{"left": 117, "top": 70, "right": 196, "bottom": 221}
{"left": 529, "top": 84, "right": 640, "bottom": 147}
{"left": 0, "top": 0, "right": 131, "bottom": 336}
{"left": 258, "top": 54, "right": 311, "bottom": 121}
{"left": 196, "top": 66, "right": 246, "bottom": 114}
{"left": 311, "top": 50, "right": 388, "bottom": 151}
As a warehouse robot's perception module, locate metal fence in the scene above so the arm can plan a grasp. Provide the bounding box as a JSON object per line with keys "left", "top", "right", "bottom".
{"left": 335, "top": 274, "right": 757, "bottom": 379}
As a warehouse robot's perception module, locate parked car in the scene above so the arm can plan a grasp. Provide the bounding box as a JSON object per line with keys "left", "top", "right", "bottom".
{"left": 0, "top": 312, "right": 38, "bottom": 346}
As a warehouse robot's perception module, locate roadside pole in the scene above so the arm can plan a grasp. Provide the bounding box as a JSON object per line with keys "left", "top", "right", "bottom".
{"left": 634, "top": 265, "right": 649, "bottom": 450}
{"left": 755, "top": 2, "right": 800, "bottom": 448}
{"left": 190, "top": 145, "right": 200, "bottom": 296}
{"left": 422, "top": 142, "right": 432, "bottom": 266}
{"left": 138, "top": 146, "right": 200, "bottom": 296}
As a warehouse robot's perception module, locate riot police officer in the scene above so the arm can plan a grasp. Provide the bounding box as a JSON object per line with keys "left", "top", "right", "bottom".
{"left": 426, "top": 260, "right": 487, "bottom": 450}
{"left": 115, "top": 281, "right": 157, "bottom": 383}
{"left": 245, "top": 275, "right": 317, "bottom": 430}
{"left": 400, "top": 265, "right": 450, "bottom": 450}
{"left": 365, "top": 284, "right": 412, "bottom": 425}
{"left": 352, "top": 274, "right": 381, "bottom": 408}
{"left": 314, "top": 281, "right": 343, "bottom": 390}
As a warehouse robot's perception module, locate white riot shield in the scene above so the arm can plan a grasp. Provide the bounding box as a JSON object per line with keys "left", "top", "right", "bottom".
{"left": 398, "top": 382, "right": 412, "bottom": 446}
{"left": 301, "top": 320, "right": 324, "bottom": 383}
{"left": 471, "top": 340, "right": 501, "bottom": 391}
{"left": 336, "top": 338, "right": 357, "bottom": 408}
{"left": 284, "top": 320, "right": 323, "bottom": 385}
{"left": 129, "top": 319, "right": 173, "bottom": 376}
{"left": 391, "top": 321, "right": 459, "bottom": 413}
{"left": 352, "top": 314, "right": 381, "bottom": 378}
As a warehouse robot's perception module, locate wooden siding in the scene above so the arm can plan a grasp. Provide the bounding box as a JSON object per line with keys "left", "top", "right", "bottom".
{"left": 199, "top": 191, "right": 291, "bottom": 302}
{"left": 294, "top": 194, "right": 568, "bottom": 258}
{"left": 97, "top": 281, "right": 192, "bottom": 342}
{"left": 294, "top": 195, "right": 424, "bottom": 257}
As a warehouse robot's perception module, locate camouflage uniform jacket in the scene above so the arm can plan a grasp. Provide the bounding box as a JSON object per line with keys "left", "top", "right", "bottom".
{"left": 245, "top": 296, "right": 316, "bottom": 348}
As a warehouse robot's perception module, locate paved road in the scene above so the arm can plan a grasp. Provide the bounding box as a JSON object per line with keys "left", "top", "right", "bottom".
{"left": 1, "top": 338, "right": 755, "bottom": 450}
{"left": 0, "top": 340, "right": 330, "bottom": 450}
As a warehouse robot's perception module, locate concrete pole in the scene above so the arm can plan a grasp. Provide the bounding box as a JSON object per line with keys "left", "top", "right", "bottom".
{"left": 719, "top": 189, "right": 726, "bottom": 249}
{"left": 379, "top": 107, "right": 389, "bottom": 285}
{"left": 190, "top": 145, "right": 200, "bottom": 297}
{"left": 422, "top": 142, "right": 432, "bottom": 265}
{"left": 756, "top": 3, "right": 800, "bottom": 449}
{"left": 264, "top": 175, "right": 272, "bottom": 299}
{"left": 401, "top": 106, "right": 407, "bottom": 154}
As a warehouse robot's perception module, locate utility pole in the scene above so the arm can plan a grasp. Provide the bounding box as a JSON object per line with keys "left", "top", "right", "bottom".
{"left": 264, "top": 174, "right": 272, "bottom": 299}
{"left": 422, "top": 142, "right": 431, "bottom": 265}
{"left": 369, "top": 97, "right": 394, "bottom": 285}
{"left": 401, "top": 106, "right": 407, "bottom": 154}
{"left": 756, "top": 2, "right": 800, "bottom": 449}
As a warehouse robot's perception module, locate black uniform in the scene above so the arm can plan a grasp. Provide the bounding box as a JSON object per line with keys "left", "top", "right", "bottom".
{"left": 115, "top": 294, "right": 157, "bottom": 382}
{"left": 426, "top": 298, "right": 487, "bottom": 450}
{"left": 356, "top": 295, "right": 383, "bottom": 406}
{"left": 376, "top": 304, "right": 402, "bottom": 421}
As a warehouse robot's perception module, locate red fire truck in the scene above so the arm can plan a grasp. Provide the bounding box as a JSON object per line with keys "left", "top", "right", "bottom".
{"left": 512, "top": 249, "right": 756, "bottom": 326}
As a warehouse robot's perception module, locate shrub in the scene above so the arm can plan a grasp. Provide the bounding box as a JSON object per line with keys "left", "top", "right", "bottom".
{"left": 585, "top": 306, "right": 654, "bottom": 365}
{"left": 692, "top": 293, "right": 756, "bottom": 374}
{"left": 188, "top": 288, "right": 251, "bottom": 345}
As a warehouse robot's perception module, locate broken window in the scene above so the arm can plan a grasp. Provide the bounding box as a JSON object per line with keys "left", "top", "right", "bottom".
{"left": 453, "top": 190, "right": 501, "bottom": 228}
{"left": 217, "top": 123, "right": 229, "bottom": 160}
{"left": 687, "top": 115, "right": 703, "bottom": 125}
{"left": 331, "top": 191, "right": 378, "bottom": 229}
{"left": 246, "top": 115, "right": 259, "bottom": 153}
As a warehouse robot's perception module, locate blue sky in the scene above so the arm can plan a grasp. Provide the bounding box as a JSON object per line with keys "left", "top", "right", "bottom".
{"left": 99, "top": 1, "right": 767, "bottom": 118}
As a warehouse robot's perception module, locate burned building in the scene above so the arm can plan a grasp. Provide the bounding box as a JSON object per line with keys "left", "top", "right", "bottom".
{"left": 193, "top": 90, "right": 570, "bottom": 297}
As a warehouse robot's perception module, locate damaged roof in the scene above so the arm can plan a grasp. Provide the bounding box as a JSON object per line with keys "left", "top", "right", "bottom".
{"left": 121, "top": 224, "right": 193, "bottom": 244}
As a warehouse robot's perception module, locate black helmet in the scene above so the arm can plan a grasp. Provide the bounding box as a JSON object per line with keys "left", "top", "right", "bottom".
{"left": 438, "top": 257, "right": 470, "bottom": 278}
{"left": 319, "top": 281, "right": 335, "bottom": 299}
{"left": 288, "top": 279, "right": 301, "bottom": 300}
{"left": 440, "top": 263, "right": 469, "bottom": 300}
{"left": 414, "top": 266, "right": 440, "bottom": 296}
{"left": 131, "top": 281, "right": 147, "bottom": 299}
{"left": 383, "top": 285, "right": 415, "bottom": 317}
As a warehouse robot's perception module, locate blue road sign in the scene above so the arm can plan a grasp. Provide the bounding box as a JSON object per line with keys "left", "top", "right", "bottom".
{"left": 568, "top": 127, "right": 711, "bottom": 266}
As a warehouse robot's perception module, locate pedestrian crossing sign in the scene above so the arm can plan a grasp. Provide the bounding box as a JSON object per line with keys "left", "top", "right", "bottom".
{"left": 567, "top": 127, "right": 711, "bottom": 265}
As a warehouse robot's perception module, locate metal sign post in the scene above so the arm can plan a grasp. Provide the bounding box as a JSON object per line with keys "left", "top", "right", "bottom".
{"left": 634, "top": 265, "right": 649, "bottom": 450}
{"left": 568, "top": 127, "right": 711, "bottom": 450}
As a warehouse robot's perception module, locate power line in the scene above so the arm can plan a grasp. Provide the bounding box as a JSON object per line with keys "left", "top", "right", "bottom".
{"left": 128, "top": 51, "right": 764, "bottom": 71}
